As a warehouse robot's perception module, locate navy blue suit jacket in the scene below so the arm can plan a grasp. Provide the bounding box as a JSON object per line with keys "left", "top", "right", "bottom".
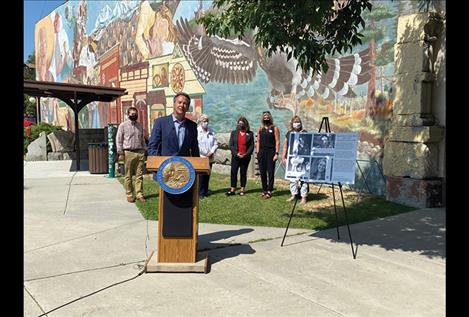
{"left": 148, "top": 115, "right": 200, "bottom": 182}
{"left": 148, "top": 114, "right": 200, "bottom": 157}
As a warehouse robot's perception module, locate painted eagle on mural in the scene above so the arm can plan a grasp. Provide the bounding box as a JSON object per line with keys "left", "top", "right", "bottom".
{"left": 175, "top": 17, "right": 372, "bottom": 103}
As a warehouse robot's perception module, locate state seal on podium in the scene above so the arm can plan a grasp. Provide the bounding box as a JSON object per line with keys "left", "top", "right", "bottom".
{"left": 157, "top": 157, "right": 196, "bottom": 194}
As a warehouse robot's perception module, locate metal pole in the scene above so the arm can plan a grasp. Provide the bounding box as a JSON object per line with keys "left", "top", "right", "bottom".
{"left": 331, "top": 183, "right": 340, "bottom": 240}
{"left": 36, "top": 96, "right": 41, "bottom": 123}
{"left": 281, "top": 181, "right": 300, "bottom": 246}
{"left": 74, "top": 91, "right": 81, "bottom": 171}
{"left": 108, "top": 123, "right": 115, "bottom": 177}
{"left": 338, "top": 182, "right": 357, "bottom": 259}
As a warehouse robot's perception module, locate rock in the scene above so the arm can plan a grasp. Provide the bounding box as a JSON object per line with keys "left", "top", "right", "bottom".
{"left": 214, "top": 149, "right": 232, "bottom": 165}
{"left": 216, "top": 133, "right": 231, "bottom": 149}
{"left": 26, "top": 132, "right": 48, "bottom": 161}
{"left": 47, "top": 130, "right": 75, "bottom": 152}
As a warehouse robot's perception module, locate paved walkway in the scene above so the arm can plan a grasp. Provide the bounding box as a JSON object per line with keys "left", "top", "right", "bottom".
{"left": 24, "top": 160, "right": 445, "bottom": 316}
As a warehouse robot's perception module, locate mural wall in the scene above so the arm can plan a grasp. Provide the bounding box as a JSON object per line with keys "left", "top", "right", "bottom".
{"left": 35, "top": 0, "right": 422, "bottom": 194}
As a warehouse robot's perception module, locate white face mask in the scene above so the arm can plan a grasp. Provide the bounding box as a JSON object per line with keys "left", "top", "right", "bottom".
{"left": 201, "top": 122, "right": 208, "bottom": 129}
{"left": 292, "top": 122, "right": 301, "bottom": 129}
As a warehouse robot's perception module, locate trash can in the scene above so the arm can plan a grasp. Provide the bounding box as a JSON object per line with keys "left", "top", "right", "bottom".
{"left": 88, "top": 143, "right": 109, "bottom": 174}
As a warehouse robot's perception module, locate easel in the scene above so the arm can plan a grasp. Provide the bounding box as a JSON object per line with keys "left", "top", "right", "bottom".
{"left": 354, "top": 159, "right": 386, "bottom": 202}
{"left": 317, "top": 159, "right": 385, "bottom": 203}
{"left": 281, "top": 117, "right": 358, "bottom": 259}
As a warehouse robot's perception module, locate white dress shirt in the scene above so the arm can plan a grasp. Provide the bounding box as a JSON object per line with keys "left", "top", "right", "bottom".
{"left": 197, "top": 125, "right": 218, "bottom": 162}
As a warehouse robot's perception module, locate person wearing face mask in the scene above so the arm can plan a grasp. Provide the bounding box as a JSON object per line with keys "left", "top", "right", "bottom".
{"left": 281, "top": 115, "right": 309, "bottom": 204}
{"left": 226, "top": 116, "right": 254, "bottom": 196}
{"left": 197, "top": 114, "right": 218, "bottom": 199}
{"left": 256, "top": 111, "right": 280, "bottom": 199}
{"left": 116, "top": 107, "right": 148, "bottom": 203}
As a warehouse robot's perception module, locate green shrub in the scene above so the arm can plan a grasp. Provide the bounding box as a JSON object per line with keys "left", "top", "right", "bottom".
{"left": 24, "top": 123, "right": 63, "bottom": 154}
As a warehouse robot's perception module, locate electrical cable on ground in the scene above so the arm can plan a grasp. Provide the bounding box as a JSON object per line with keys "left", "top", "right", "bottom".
{"left": 37, "top": 268, "right": 146, "bottom": 317}
{"left": 25, "top": 260, "right": 145, "bottom": 282}
{"left": 63, "top": 171, "right": 78, "bottom": 215}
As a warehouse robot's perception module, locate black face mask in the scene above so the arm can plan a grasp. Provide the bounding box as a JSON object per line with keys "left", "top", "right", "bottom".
{"left": 263, "top": 119, "right": 271, "bottom": 125}
{"left": 129, "top": 114, "right": 138, "bottom": 121}
{"left": 238, "top": 124, "right": 246, "bottom": 130}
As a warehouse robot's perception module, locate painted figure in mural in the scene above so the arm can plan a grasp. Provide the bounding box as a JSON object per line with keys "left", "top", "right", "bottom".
{"left": 197, "top": 114, "right": 218, "bottom": 199}
{"left": 136, "top": 1, "right": 177, "bottom": 59}
{"left": 310, "top": 158, "right": 327, "bottom": 181}
{"left": 116, "top": 107, "right": 148, "bottom": 203}
{"left": 226, "top": 116, "right": 254, "bottom": 197}
{"left": 153, "top": 65, "right": 169, "bottom": 87}
{"left": 72, "top": 0, "right": 87, "bottom": 69}
{"left": 148, "top": 92, "right": 200, "bottom": 179}
{"left": 256, "top": 111, "right": 280, "bottom": 199}
{"left": 35, "top": 17, "right": 54, "bottom": 82}
{"left": 281, "top": 116, "right": 309, "bottom": 204}
{"left": 160, "top": 66, "right": 168, "bottom": 86}
{"left": 79, "top": 37, "right": 97, "bottom": 84}
{"left": 51, "top": 11, "right": 72, "bottom": 82}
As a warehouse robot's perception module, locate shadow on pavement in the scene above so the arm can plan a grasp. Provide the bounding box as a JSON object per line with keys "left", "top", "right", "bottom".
{"left": 297, "top": 209, "right": 445, "bottom": 259}
{"left": 198, "top": 228, "right": 256, "bottom": 270}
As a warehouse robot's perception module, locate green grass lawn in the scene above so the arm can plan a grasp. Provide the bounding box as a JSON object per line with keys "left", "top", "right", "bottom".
{"left": 120, "top": 173, "right": 416, "bottom": 230}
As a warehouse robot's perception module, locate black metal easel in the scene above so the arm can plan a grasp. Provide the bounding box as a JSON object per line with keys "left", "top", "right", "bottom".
{"left": 281, "top": 117, "right": 357, "bottom": 259}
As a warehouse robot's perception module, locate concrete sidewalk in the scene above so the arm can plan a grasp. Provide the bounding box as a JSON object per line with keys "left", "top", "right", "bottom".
{"left": 24, "top": 160, "right": 445, "bottom": 317}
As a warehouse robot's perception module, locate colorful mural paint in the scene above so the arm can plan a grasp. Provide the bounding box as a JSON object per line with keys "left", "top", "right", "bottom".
{"left": 35, "top": 0, "right": 422, "bottom": 193}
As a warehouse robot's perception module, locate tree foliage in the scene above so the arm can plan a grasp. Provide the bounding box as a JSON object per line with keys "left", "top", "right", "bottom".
{"left": 24, "top": 52, "right": 36, "bottom": 116}
{"left": 24, "top": 53, "right": 35, "bottom": 80}
{"left": 197, "top": 0, "right": 372, "bottom": 75}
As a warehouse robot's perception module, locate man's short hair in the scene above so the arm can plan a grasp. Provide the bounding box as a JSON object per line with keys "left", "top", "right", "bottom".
{"left": 173, "top": 92, "right": 191, "bottom": 106}
{"left": 127, "top": 106, "right": 138, "bottom": 114}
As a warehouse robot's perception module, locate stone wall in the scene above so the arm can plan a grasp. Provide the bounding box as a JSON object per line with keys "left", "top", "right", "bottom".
{"left": 212, "top": 132, "right": 257, "bottom": 178}
{"left": 383, "top": 12, "right": 445, "bottom": 208}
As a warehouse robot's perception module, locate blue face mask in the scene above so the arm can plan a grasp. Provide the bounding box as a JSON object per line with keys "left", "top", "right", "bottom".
{"left": 201, "top": 122, "right": 208, "bottom": 129}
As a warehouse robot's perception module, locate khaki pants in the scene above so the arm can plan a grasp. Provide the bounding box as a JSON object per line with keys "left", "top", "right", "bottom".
{"left": 124, "top": 150, "right": 145, "bottom": 198}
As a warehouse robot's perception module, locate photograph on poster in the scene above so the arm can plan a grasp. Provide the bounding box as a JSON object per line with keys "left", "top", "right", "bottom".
{"left": 310, "top": 157, "right": 330, "bottom": 181}
{"left": 313, "top": 133, "right": 335, "bottom": 148}
{"left": 287, "top": 156, "right": 310, "bottom": 175}
{"left": 289, "top": 132, "right": 312, "bottom": 156}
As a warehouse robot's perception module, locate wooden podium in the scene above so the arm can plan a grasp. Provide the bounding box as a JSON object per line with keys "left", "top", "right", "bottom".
{"left": 144, "top": 156, "right": 210, "bottom": 273}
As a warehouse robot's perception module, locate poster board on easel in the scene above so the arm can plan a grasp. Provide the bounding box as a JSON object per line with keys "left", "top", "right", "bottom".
{"left": 284, "top": 132, "right": 358, "bottom": 184}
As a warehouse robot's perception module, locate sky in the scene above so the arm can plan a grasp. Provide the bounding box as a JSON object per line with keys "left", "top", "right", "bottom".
{"left": 23, "top": 0, "right": 212, "bottom": 63}
{"left": 24, "top": 0, "right": 66, "bottom": 62}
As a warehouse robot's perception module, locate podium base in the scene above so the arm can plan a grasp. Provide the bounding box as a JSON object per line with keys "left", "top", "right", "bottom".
{"left": 145, "top": 251, "right": 208, "bottom": 273}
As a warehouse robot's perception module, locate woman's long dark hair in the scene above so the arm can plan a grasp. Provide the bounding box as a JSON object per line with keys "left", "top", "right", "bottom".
{"left": 237, "top": 116, "right": 250, "bottom": 132}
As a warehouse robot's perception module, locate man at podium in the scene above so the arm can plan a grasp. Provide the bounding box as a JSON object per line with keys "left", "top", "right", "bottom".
{"left": 145, "top": 92, "right": 209, "bottom": 270}
{"left": 148, "top": 92, "right": 200, "bottom": 164}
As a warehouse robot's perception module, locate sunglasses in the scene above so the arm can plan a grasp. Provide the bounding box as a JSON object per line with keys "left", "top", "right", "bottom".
{"left": 262, "top": 111, "right": 271, "bottom": 115}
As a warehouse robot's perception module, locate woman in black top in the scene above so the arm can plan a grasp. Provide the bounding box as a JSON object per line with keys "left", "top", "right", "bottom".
{"left": 256, "top": 111, "right": 280, "bottom": 199}
{"left": 226, "top": 116, "right": 254, "bottom": 196}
